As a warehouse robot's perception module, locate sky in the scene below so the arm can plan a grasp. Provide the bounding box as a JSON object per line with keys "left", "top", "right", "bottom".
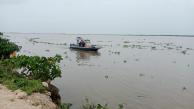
{"left": 0, "top": 0, "right": 194, "bottom": 35}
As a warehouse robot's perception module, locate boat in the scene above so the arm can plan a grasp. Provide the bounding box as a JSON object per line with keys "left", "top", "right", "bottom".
{"left": 70, "top": 44, "right": 101, "bottom": 51}
{"left": 70, "top": 37, "right": 101, "bottom": 51}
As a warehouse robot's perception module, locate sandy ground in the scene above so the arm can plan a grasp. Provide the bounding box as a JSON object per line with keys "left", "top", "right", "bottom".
{"left": 0, "top": 84, "right": 57, "bottom": 109}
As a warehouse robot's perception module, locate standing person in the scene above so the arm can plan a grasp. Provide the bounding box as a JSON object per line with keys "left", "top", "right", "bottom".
{"left": 77, "top": 37, "right": 81, "bottom": 47}
{"left": 78, "top": 39, "right": 81, "bottom": 47}
{"left": 80, "top": 40, "right": 84, "bottom": 47}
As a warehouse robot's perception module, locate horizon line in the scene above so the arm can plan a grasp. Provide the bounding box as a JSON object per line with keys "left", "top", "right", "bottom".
{"left": 3, "top": 32, "right": 194, "bottom": 37}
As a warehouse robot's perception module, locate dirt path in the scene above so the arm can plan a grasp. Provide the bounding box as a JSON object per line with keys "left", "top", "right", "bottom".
{"left": 0, "top": 84, "right": 57, "bottom": 109}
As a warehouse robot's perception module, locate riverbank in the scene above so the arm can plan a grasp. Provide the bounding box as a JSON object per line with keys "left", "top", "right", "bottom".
{"left": 0, "top": 84, "right": 57, "bottom": 109}
{"left": 0, "top": 35, "right": 64, "bottom": 109}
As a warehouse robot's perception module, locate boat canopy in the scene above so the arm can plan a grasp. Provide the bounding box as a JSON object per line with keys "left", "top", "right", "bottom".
{"left": 84, "top": 39, "right": 91, "bottom": 44}
{"left": 76, "top": 37, "right": 90, "bottom": 44}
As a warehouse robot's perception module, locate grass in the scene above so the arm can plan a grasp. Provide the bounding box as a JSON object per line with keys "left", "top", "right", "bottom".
{"left": 0, "top": 65, "right": 45, "bottom": 94}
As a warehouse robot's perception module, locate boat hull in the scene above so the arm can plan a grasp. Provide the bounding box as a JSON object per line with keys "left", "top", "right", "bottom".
{"left": 70, "top": 44, "right": 100, "bottom": 51}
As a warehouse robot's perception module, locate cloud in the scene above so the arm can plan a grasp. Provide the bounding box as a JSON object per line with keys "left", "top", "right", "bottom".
{"left": 0, "top": 0, "right": 194, "bottom": 34}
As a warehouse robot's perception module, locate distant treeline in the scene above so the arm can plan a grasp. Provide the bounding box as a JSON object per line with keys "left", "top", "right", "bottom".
{"left": 2, "top": 32, "right": 194, "bottom": 37}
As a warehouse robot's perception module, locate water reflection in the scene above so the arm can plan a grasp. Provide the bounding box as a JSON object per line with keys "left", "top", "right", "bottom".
{"left": 71, "top": 50, "right": 100, "bottom": 64}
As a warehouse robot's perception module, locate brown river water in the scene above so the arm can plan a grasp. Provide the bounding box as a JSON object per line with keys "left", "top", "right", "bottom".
{"left": 5, "top": 33, "right": 194, "bottom": 109}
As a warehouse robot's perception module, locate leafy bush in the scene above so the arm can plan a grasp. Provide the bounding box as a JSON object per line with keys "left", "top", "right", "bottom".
{"left": 0, "top": 36, "right": 20, "bottom": 59}
{"left": 0, "top": 54, "right": 63, "bottom": 81}
{"left": 0, "top": 65, "right": 45, "bottom": 94}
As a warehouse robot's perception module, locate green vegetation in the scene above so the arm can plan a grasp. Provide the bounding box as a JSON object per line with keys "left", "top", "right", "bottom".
{"left": 60, "top": 103, "right": 72, "bottom": 109}
{"left": 123, "top": 41, "right": 131, "bottom": 43}
{"left": 0, "top": 36, "right": 62, "bottom": 95}
{"left": 29, "top": 37, "right": 67, "bottom": 46}
{"left": 0, "top": 65, "right": 45, "bottom": 94}
{"left": 82, "top": 98, "right": 108, "bottom": 109}
{"left": 0, "top": 32, "right": 3, "bottom": 35}
{"left": 81, "top": 98, "right": 124, "bottom": 109}
{"left": 82, "top": 104, "right": 108, "bottom": 109}
{"left": 0, "top": 36, "right": 20, "bottom": 59}
{"left": 1, "top": 54, "right": 62, "bottom": 81}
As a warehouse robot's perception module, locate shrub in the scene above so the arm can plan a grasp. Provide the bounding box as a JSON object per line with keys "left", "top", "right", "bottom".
{"left": 0, "top": 36, "right": 20, "bottom": 59}
{"left": 0, "top": 65, "right": 45, "bottom": 94}
{"left": 0, "top": 54, "right": 63, "bottom": 81}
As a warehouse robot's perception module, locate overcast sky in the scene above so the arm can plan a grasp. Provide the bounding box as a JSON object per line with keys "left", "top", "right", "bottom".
{"left": 0, "top": 0, "right": 194, "bottom": 34}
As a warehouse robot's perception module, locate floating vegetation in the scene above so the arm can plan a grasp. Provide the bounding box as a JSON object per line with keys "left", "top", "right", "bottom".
{"left": 105, "top": 75, "right": 109, "bottom": 79}
{"left": 151, "top": 46, "right": 156, "bottom": 50}
{"left": 181, "top": 50, "right": 187, "bottom": 55}
{"left": 172, "top": 61, "right": 176, "bottom": 63}
{"left": 182, "top": 86, "right": 187, "bottom": 91}
{"left": 131, "top": 44, "right": 141, "bottom": 48}
{"left": 35, "top": 41, "right": 67, "bottom": 45}
{"left": 45, "top": 49, "right": 50, "bottom": 52}
{"left": 82, "top": 97, "right": 108, "bottom": 109}
{"left": 123, "top": 44, "right": 148, "bottom": 49}
{"left": 123, "top": 41, "right": 131, "bottom": 43}
{"left": 137, "top": 95, "right": 145, "bottom": 98}
{"left": 118, "top": 104, "right": 124, "bottom": 109}
{"left": 78, "top": 63, "right": 95, "bottom": 67}
{"left": 60, "top": 103, "right": 72, "bottom": 109}
{"left": 139, "top": 73, "right": 144, "bottom": 77}
{"left": 120, "top": 40, "right": 194, "bottom": 55}
{"left": 186, "top": 48, "right": 193, "bottom": 50}
{"left": 29, "top": 37, "right": 40, "bottom": 42}
{"left": 167, "top": 47, "right": 174, "bottom": 50}
{"left": 123, "top": 45, "right": 129, "bottom": 48}
{"left": 112, "top": 51, "right": 120, "bottom": 55}
{"left": 29, "top": 37, "right": 67, "bottom": 46}
{"left": 187, "top": 64, "right": 190, "bottom": 67}
{"left": 81, "top": 97, "right": 124, "bottom": 109}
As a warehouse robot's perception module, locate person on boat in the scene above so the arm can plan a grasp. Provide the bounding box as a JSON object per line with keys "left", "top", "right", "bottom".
{"left": 77, "top": 37, "right": 86, "bottom": 47}
{"left": 80, "top": 40, "right": 86, "bottom": 47}
{"left": 78, "top": 40, "right": 82, "bottom": 47}
{"left": 77, "top": 38, "right": 82, "bottom": 47}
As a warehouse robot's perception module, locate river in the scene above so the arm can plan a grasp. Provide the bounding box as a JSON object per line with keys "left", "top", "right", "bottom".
{"left": 5, "top": 33, "right": 194, "bottom": 109}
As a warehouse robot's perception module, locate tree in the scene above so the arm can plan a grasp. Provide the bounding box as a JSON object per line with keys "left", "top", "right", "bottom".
{"left": 0, "top": 37, "right": 20, "bottom": 59}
